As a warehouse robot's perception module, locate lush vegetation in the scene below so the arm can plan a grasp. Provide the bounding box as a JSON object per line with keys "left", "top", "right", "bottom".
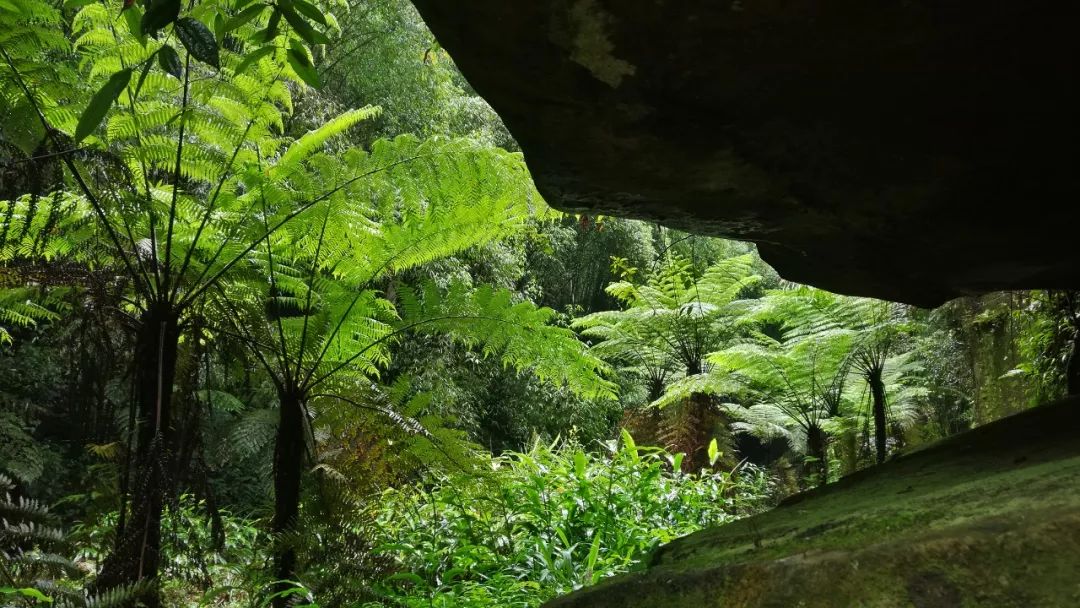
{"left": 1, "top": 0, "right": 1077, "bottom": 606}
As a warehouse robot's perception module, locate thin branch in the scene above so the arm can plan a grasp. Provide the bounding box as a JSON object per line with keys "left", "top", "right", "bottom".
{"left": 297, "top": 203, "right": 333, "bottom": 374}
{"left": 162, "top": 53, "right": 192, "bottom": 296}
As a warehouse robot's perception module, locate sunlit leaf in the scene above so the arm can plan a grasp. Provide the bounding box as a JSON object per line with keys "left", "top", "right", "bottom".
{"left": 234, "top": 45, "right": 275, "bottom": 76}
{"left": 281, "top": 4, "right": 329, "bottom": 45}
{"left": 292, "top": 0, "right": 326, "bottom": 26}
{"left": 286, "top": 42, "right": 319, "bottom": 88}
{"left": 224, "top": 3, "right": 266, "bottom": 32}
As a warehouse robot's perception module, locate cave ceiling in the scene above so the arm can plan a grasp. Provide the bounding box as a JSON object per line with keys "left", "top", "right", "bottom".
{"left": 412, "top": 0, "right": 1078, "bottom": 307}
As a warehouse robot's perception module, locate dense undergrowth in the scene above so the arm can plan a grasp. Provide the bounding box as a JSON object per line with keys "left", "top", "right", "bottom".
{"left": 4, "top": 438, "right": 772, "bottom": 607}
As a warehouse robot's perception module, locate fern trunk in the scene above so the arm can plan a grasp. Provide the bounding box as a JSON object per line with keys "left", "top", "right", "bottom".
{"left": 869, "top": 369, "right": 888, "bottom": 464}
{"left": 662, "top": 393, "right": 732, "bottom": 472}
{"left": 272, "top": 389, "right": 306, "bottom": 606}
{"left": 96, "top": 303, "right": 180, "bottom": 608}
{"left": 806, "top": 424, "right": 828, "bottom": 487}
{"left": 1067, "top": 335, "right": 1080, "bottom": 396}
{"left": 838, "top": 428, "right": 859, "bottom": 475}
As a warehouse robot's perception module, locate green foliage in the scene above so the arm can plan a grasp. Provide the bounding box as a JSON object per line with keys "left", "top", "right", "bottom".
{"left": 524, "top": 216, "right": 656, "bottom": 315}
{"left": 1009, "top": 290, "right": 1077, "bottom": 405}
{"left": 395, "top": 281, "right": 616, "bottom": 401}
{"left": 319, "top": 0, "right": 510, "bottom": 144}
{"left": 68, "top": 494, "right": 262, "bottom": 607}
{"left": 574, "top": 253, "right": 763, "bottom": 402}
{"left": 215, "top": 128, "right": 613, "bottom": 424}
{"left": 655, "top": 286, "right": 927, "bottom": 484}
{"left": 0, "top": 0, "right": 76, "bottom": 155}
{"left": 357, "top": 436, "right": 773, "bottom": 607}
{"left": 0, "top": 472, "right": 145, "bottom": 607}
{"left": 0, "top": 286, "right": 65, "bottom": 346}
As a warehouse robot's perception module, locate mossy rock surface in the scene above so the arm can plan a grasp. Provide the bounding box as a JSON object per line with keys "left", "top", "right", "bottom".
{"left": 545, "top": 397, "right": 1080, "bottom": 608}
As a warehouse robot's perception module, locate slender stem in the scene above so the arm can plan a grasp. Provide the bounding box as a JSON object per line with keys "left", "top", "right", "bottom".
{"left": 309, "top": 392, "right": 465, "bottom": 467}
{"left": 257, "top": 172, "right": 295, "bottom": 387}
{"left": 162, "top": 53, "right": 192, "bottom": 296}
{"left": 303, "top": 208, "right": 486, "bottom": 386}
{"left": 210, "top": 282, "right": 287, "bottom": 387}
{"left": 108, "top": 22, "right": 163, "bottom": 292}
{"left": 172, "top": 64, "right": 287, "bottom": 299}
{"left": 296, "top": 203, "right": 333, "bottom": 374}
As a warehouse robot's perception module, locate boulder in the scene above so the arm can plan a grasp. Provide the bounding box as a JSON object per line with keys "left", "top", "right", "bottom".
{"left": 412, "top": 0, "right": 1079, "bottom": 306}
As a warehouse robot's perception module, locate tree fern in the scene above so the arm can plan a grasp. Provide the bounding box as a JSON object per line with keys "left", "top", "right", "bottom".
{"left": 658, "top": 285, "right": 926, "bottom": 485}
{"left": 574, "top": 253, "right": 761, "bottom": 468}
{"left": 2, "top": 1, "right": 376, "bottom": 599}
{"left": 204, "top": 131, "right": 604, "bottom": 592}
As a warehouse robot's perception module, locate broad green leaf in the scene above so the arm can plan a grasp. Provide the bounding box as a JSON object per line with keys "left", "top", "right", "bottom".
{"left": 291, "top": 0, "right": 326, "bottom": 26}
{"left": 573, "top": 450, "right": 587, "bottom": 480}
{"left": 0, "top": 587, "right": 52, "bottom": 603}
{"left": 140, "top": 0, "right": 180, "bottom": 36}
{"left": 224, "top": 3, "right": 266, "bottom": 32}
{"left": 75, "top": 68, "right": 132, "bottom": 142}
{"left": 175, "top": 17, "right": 221, "bottom": 68}
{"left": 157, "top": 44, "right": 183, "bottom": 79}
{"left": 707, "top": 438, "right": 720, "bottom": 466}
{"left": 672, "top": 452, "right": 684, "bottom": 472}
{"left": 286, "top": 42, "right": 319, "bottom": 88}
{"left": 585, "top": 532, "right": 602, "bottom": 576}
{"left": 254, "top": 9, "right": 282, "bottom": 43}
{"left": 133, "top": 54, "right": 155, "bottom": 99}
{"left": 233, "top": 45, "right": 275, "bottom": 76}
{"left": 281, "top": 5, "right": 329, "bottom": 45}
{"left": 620, "top": 428, "right": 639, "bottom": 463}
{"left": 214, "top": 12, "right": 226, "bottom": 42}
{"left": 122, "top": 5, "right": 147, "bottom": 45}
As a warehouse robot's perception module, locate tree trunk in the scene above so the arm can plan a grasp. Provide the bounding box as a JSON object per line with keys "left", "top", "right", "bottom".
{"left": 838, "top": 429, "right": 859, "bottom": 476}
{"left": 1067, "top": 335, "right": 1080, "bottom": 396}
{"left": 806, "top": 424, "right": 829, "bottom": 487}
{"left": 97, "top": 303, "right": 180, "bottom": 607}
{"left": 272, "top": 389, "right": 306, "bottom": 606}
{"left": 869, "top": 369, "right": 888, "bottom": 464}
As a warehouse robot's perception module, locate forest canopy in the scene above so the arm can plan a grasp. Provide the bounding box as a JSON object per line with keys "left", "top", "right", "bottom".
{"left": 1, "top": 0, "right": 1077, "bottom": 607}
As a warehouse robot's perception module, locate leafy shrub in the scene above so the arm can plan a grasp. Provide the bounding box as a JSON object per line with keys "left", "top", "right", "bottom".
{"left": 67, "top": 494, "right": 263, "bottom": 607}
{"left": 358, "top": 433, "right": 773, "bottom": 607}
{"left": 0, "top": 472, "right": 144, "bottom": 607}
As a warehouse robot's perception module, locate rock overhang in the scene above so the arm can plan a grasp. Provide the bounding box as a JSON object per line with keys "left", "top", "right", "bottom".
{"left": 411, "top": 0, "right": 1079, "bottom": 307}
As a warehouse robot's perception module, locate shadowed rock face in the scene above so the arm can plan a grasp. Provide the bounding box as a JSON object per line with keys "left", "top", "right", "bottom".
{"left": 411, "top": 0, "right": 1078, "bottom": 307}
{"left": 542, "top": 397, "right": 1080, "bottom": 608}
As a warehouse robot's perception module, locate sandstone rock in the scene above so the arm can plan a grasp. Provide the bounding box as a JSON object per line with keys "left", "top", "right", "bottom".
{"left": 412, "top": 0, "right": 1079, "bottom": 306}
